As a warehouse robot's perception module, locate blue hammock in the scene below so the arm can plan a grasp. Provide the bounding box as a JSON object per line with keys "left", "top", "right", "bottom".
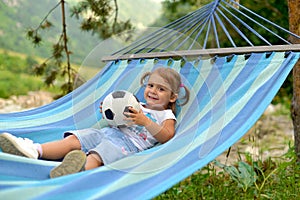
{"left": 0, "top": 52, "right": 299, "bottom": 199}
{"left": 1, "top": 0, "right": 300, "bottom": 199}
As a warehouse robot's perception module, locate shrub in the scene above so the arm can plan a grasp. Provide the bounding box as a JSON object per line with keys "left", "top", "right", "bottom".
{"left": 0, "top": 70, "right": 44, "bottom": 98}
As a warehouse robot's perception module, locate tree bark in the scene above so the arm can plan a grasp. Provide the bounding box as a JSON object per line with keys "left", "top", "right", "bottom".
{"left": 288, "top": 0, "right": 300, "bottom": 161}
{"left": 61, "top": 0, "right": 72, "bottom": 93}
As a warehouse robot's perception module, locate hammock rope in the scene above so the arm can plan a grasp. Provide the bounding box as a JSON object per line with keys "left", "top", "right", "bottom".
{"left": 107, "top": 0, "right": 300, "bottom": 61}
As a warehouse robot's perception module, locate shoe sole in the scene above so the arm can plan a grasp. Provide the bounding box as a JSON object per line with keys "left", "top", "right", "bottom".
{"left": 50, "top": 150, "right": 86, "bottom": 178}
{"left": 0, "top": 133, "right": 34, "bottom": 158}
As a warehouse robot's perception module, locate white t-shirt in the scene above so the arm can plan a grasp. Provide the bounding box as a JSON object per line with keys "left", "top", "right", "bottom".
{"left": 120, "top": 103, "right": 176, "bottom": 150}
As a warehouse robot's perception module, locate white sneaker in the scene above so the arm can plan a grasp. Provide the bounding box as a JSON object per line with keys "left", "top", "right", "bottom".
{"left": 0, "top": 132, "right": 39, "bottom": 159}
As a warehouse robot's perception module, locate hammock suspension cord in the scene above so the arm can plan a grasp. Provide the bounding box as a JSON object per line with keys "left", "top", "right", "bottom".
{"left": 103, "top": 0, "right": 300, "bottom": 61}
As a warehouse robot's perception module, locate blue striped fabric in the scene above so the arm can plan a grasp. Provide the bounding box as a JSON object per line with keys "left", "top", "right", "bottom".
{"left": 0, "top": 52, "right": 299, "bottom": 199}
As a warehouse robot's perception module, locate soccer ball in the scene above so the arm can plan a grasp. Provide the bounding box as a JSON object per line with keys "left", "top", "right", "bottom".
{"left": 102, "top": 90, "right": 140, "bottom": 127}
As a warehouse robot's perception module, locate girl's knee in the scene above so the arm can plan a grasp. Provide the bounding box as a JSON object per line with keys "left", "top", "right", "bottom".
{"left": 64, "top": 134, "right": 81, "bottom": 150}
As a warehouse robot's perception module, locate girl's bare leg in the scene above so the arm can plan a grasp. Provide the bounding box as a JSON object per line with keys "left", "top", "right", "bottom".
{"left": 41, "top": 135, "right": 81, "bottom": 160}
{"left": 85, "top": 153, "right": 103, "bottom": 170}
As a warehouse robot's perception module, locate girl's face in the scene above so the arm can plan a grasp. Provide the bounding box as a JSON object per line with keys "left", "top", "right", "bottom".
{"left": 144, "top": 75, "right": 177, "bottom": 110}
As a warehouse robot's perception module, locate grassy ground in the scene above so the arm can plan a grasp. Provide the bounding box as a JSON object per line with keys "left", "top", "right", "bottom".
{"left": 155, "top": 104, "right": 300, "bottom": 199}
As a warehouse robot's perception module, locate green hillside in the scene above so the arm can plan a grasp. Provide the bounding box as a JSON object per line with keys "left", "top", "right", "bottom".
{"left": 0, "top": 0, "right": 162, "bottom": 65}
{"left": 0, "top": 0, "right": 162, "bottom": 98}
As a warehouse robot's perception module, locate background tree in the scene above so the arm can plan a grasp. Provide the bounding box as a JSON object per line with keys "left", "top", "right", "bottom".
{"left": 288, "top": 0, "right": 300, "bottom": 162}
{"left": 27, "top": 0, "right": 133, "bottom": 97}
{"left": 70, "top": 0, "right": 133, "bottom": 39}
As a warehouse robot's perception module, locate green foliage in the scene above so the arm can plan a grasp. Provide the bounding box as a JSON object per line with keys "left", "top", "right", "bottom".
{"left": 0, "top": 0, "right": 161, "bottom": 65}
{"left": 158, "top": 0, "right": 212, "bottom": 25}
{"left": 0, "top": 70, "right": 44, "bottom": 98}
{"left": 215, "top": 160, "right": 257, "bottom": 192}
{"left": 70, "top": 0, "right": 133, "bottom": 39}
{"left": 155, "top": 146, "right": 300, "bottom": 199}
{"left": 0, "top": 53, "right": 37, "bottom": 74}
{"left": 0, "top": 52, "right": 51, "bottom": 98}
{"left": 0, "top": 0, "right": 161, "bottom": 98}
{"left": 1, "top": 0, "right": 162, "bottom": 96}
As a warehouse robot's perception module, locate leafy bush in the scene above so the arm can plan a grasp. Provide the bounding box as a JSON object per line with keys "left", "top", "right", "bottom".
{"left": 0, "top": 53, "right": 30, "bottom": 74}
{"left": 0, "top": 70, "right": 44, "bottom": 98}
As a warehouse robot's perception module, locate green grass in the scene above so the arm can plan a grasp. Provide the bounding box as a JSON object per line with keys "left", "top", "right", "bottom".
{"left": 154, "top": 135, "right": 300, "bottom": 200}
{"left": 155, "top": 104, "right": 299, "bottom": 199}
{"left": 155, "top": 146, "right": 299, "bottom": 199}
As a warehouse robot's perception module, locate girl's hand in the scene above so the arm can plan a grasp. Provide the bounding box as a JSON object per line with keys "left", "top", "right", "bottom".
{"left": 99, "top": 102, "right": 103, "bottom": 117}
{"left": 123, "top": 107, "right": 150, "bottom": 127}
{"left": 124, "top": 107, "right": 175, "bottom": 143}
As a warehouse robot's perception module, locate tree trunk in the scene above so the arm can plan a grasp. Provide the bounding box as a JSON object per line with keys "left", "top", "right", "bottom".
{"left": 289, "top": 0, "right": 300, "bottom": 162}
{"left": 61, "top": 0, "right": 73, "bottom": 93}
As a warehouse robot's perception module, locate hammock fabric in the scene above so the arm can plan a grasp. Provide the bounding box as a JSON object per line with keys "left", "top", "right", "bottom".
{"left": 0, "top": 52, "right": 299, "bottom": 199}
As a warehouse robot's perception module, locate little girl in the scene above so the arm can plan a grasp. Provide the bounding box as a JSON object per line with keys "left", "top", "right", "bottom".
{"left": 0, "top": 67, "right": 190, "bottom": 178}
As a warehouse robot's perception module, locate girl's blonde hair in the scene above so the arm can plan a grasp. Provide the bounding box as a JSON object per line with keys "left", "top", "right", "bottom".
{"left": 140, "top": 67, "right": 190, "bottom": 114}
